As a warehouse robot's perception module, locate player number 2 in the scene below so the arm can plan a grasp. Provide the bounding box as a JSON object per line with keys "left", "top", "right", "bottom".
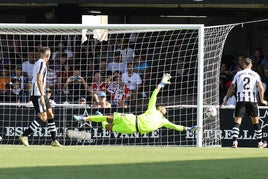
{"left": 243, "top": 77, "right": 250, "bottom": 90}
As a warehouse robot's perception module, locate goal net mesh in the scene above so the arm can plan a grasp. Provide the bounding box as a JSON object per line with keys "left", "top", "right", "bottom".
{"left": 0, "top": 24, "right": 235, "bottom": 146}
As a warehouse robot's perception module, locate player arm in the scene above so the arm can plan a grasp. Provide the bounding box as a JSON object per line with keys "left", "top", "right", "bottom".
{"left": 162, "top": 118, "right": 185, "bottom": 132}
{"left": 37, "top": 72, "right": 44, "bottom": 96}
{"left": 222, "top": 83, "right": 236, "bottom": 106}
{"left": 147, "top": 88, "right": 159, "bottom": 110}
{"left": 147, "top": 73, "right": 172, "bottom": 110}
{"left": 257, "top": 81, "right": 268, "bottom": 105}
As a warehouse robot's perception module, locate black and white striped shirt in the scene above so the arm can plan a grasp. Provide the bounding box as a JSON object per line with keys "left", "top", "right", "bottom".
{"left": 30, "top": 58, "right": 47, "bottom": 96}
{"left": 232, "top": 68, "right": 261, "bottom": 102}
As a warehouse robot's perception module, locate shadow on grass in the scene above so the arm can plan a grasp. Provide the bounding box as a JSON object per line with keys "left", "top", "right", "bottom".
{"left": 1, "top": 157, "right": 268, "bottom": 179}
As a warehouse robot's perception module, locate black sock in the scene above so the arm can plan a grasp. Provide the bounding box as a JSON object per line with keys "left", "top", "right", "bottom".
{"left": 48, "top": 119, "right": 56, "bottom": 141}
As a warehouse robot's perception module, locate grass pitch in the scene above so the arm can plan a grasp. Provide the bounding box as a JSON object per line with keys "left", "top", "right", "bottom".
{"left": 0, "top": 145, "right": 268, "bottom": 179}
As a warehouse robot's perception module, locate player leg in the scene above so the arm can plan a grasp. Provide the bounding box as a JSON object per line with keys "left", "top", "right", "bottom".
{"left": 44, "top": 96, "right": 62, "bottom": 147}
{"left": 232, "top": 117, "right": 242, "bottom": 148}
{"left": 47, "top": 109, "right": 62, "bottom": 147}
{"left": 20, "top": 96, "right": 47, "bottom": 146}
{"left": 247, "top": 103, "right": 267, "bottom": 148}
{"left": 73, "top": 114, "right": 113, "bottom": 123}
{"left": 251, "top": 116, "right": 267, "bottom": 148}
{"left": 231, "top": 102, "right": 244, "bottom": 148}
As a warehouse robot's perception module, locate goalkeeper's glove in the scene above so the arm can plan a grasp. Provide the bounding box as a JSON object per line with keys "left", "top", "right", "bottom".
{"left": 158, "top": 73, "right": 171, "bottom": 87}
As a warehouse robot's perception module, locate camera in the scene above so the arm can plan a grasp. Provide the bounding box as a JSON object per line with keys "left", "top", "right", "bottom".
{"left": 72, "top": 76, "right": 79, "bottom": 81}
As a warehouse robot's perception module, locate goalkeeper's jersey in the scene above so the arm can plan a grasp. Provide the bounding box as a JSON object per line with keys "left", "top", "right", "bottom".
{"left": 137, "top": 89, "right": 184, "bottom": 134}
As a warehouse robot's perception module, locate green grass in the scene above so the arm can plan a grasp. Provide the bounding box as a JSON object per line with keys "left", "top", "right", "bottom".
{"left": 0, "top": 145, "right": 268, "bottom": 179}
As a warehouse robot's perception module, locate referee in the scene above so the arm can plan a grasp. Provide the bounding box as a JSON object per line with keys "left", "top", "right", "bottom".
{"left": 20, "top": 47, "right": 62, "bottom": 147}
{"left": 222, "top": 57, "right": 268, "bottom": 148}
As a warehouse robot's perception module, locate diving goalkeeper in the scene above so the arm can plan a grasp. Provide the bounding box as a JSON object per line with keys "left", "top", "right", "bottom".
{"left": 73, "top": 73, "right": 200, "bottom": 134}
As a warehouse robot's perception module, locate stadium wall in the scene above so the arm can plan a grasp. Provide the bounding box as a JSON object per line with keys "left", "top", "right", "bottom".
{"left": 1, "top": 106, "right": 267, "bottom": 147}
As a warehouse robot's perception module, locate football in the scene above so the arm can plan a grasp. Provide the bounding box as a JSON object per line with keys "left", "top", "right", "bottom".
{"left": 205, "top": 106, "right": 217, "bottom": 118}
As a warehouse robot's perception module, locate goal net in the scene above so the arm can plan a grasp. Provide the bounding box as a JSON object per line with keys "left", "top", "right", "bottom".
{"left": 0, "top": 23, "right": 235, "bottom": 146}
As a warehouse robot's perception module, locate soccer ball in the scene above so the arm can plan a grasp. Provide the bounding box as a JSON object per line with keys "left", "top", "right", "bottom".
{"left": 205, "top": 106, "right": 217, "bottom": 118}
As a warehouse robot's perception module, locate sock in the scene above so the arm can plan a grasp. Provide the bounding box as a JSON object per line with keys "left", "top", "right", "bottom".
{"left": 47, "top": 119, "right": 57, "bottom": 141}
{"left": 22, "top": 117, "right": 44, "bottom": 136}
{"left": 254, "top": 123, "right": 262, "bottom": 143}
{"left": 86, "top": 115, "right": 106, "bottom": 122}
{"left": 232, "top": 122, "right": 240, "bottom": 142}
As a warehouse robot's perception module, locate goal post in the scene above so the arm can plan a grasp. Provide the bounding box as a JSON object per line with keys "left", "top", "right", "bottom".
{"left": 0, "top": 23, "right": 234, "bottom": 147}
{"left": 197, "top": 25, "right": 204, "bottom": 147}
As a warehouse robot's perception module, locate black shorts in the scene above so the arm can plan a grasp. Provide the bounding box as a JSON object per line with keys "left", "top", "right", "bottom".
{"left": 30, "top": 95, "right": 51, "bottom": 113}
{"left": 234, "top": 102, "right": 259, "bottom": 118}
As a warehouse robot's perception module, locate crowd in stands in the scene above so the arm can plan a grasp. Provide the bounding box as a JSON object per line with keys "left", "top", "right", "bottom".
{"left": 0, "top": 35, "right": 150, "bottom": 108}
{"left": 2, "top": 34, "right": 263, "bottom": 108}
{"left": 220, "top": 47, "right": 268, "bottom": 106}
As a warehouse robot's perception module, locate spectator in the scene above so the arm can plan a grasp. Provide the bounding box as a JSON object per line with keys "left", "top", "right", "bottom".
{"left": 35, "top": 42, "right": 43, "bottom": 55}
{"left": 0, "top": 67, "right": 11, "bottom": 93}
{"left": 95, "top": 41, "right": 113, "bottom": 63}
{"left": 116, "top": 38, "right": 135, "bottom": 63}
{"left": 89, "top": 71, "right": 108, "bottom": 104}
{"left": 46, "top": 87, "right": 56, "bottom": 105}
{"left": 57, "top": 63, "right": 73, "bottom": 91}
{"left": 133, "top": 55, "right": 149, "bottom": 76}
{"left": 52, "top": 41, "right": 73, "bottom": 61}
{"left": 53, "top": 53, "right": 68, "bottom": 73}
{"left": 11, "top": 66, "right": 28, "bottom": 92}
{"left": 253, "top": 47, "right": 268, "bottom": 98}
{"left": 2, "top": 80, "right": 23, "bottom": 102}
{"left": 107, "top": 51, "right": 127, "bottom": 74}
{"left": 122, "top": 63, "right": 142, "bottom": 105}
{"left": 22, "top": 81, "right": 31, "bottom": 103}
{"left": 79, "top": 97, "right": 87, "bottom": 105}
{"left": 92, "top": 91, "right": 111, "bottom": 108}
{"left": 230, "top": 55, "right": 244, "bottom": 75}
{"left": 22, "top": 50, "right": 36, "bottom": 80}
{"left": 63, "top": 69, "right": 88, "bottom": 103}
{"left": 46, "top": 67, "right": 58, "bottom": 92}
{"left": 107, "top": 71, "right": 130, "bottom": 108}
{"left": 82, "top": 61, "right": 95, "bottom": 83}
{"left": 252, "top": 48, "right": 266, "bottom": 81}
{"left": 96, "top": 58, "right": 112, "bottom": 78}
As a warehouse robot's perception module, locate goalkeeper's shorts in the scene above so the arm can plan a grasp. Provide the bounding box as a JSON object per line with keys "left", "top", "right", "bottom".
{"left": 112, "top": 112, "right": 137, "bottom": 134}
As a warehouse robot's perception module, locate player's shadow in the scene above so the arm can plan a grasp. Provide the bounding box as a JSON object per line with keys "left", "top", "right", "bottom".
{"left": 1, "top": 157, "right": 267, "bottom": 179}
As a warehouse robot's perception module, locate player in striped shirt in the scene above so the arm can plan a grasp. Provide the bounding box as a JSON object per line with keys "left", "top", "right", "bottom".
{"left": 19, "top": 47, "right": 62, "bottom": 147}
{"left": 222, "top": 57, "right": 268, "bottom": 148}
{"left": 73, "top": 73, "right": 200, "bottom": 134}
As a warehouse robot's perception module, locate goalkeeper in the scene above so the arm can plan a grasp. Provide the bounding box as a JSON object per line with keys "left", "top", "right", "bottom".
{"left": 73, "top": 73, "right": 200, "bottom": 134}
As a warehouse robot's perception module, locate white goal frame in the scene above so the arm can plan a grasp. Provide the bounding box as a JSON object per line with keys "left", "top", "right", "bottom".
{"left": 0, "top": 23, "right": 205, "bottom": 147}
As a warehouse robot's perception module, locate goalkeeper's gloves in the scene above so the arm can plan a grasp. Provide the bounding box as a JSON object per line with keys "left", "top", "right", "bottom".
{"left": 158, "top": 73, "right": 171, "bottom": 88}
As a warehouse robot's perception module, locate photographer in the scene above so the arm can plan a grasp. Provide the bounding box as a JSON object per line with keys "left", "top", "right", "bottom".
{"left": 63, "top": 69, "right": 88, "bottom": 103}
